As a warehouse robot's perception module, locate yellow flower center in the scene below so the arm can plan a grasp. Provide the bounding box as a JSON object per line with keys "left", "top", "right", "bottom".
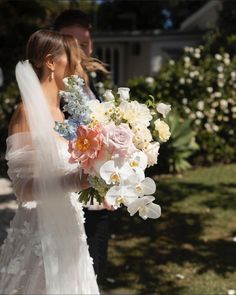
{"left": 135, "top": 184, "right": 143, "bottom": 193}
{"left": 130, "top": 160, "right": 139, "bottom": 168}
{"left": 76, "top": 137, "right": 91, "bottom": 152}
{"left": 116, "top": 196, "right": 125, "bottom": 206}
{"left": 110, "top": 172, "right": 121, "bottom": 183}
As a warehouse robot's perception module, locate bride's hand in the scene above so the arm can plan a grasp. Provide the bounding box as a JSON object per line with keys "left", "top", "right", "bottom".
{"left": 102, "top": 198, "right": 115, "bottom": 211}
{"left": 80, "top": 173, "right": 91, "bottom": 190}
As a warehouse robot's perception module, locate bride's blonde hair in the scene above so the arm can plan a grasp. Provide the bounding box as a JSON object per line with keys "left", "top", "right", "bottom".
{"left": 26, "top": 29, "right": 107, "bottom": 84}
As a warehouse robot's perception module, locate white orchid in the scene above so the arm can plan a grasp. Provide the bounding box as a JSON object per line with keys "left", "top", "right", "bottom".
{"left": 127, "top": 196, "right": 161, "bottom": 220}
{"left": 105, "top": 184, "right": 138, "bottom": 209}
{"left": 156, "top": 103, "right": 171, "bottom": 118}
{"left": 129, "top": 151, "right": 148, "bottom": 174}
{"left": 117, "top": 87, "right": 130, "bottom": 101}
{"left": 100, "top": 160, "right": 134, "bottom": 185}
{"left": 127, "top": 175, "right": 156, "bottom": 197}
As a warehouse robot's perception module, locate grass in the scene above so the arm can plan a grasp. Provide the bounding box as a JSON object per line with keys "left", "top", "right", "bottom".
{"left": 101, "top": 164, "right": 236, "bottom": 295}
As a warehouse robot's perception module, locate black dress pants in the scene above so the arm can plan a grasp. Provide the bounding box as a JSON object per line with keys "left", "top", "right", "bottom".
{"left": 83, "top": 208, "right": 109, "bottom": 282}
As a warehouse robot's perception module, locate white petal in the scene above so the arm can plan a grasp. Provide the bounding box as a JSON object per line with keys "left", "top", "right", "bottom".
{"left": 106, "top": 185, "right": 138, "bottom": 208}
{"left": 100, "top": 160, "right": 116, "bottom": 184}
{"left": 127, "top": 198, "right": 142, "bottom": 216}
{"left": 141, "top": 177, "right": 156, "bottom": 195}
{"left": 144, "top": 203, "right": 161, "bottom": 219}
{"left": 156, "top": 103, "right": 171, "bottom": 118}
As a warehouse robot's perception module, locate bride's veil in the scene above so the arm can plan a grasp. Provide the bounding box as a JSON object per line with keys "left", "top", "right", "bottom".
{"left": 15, "top": 60, "right": 86, "bottom": 294}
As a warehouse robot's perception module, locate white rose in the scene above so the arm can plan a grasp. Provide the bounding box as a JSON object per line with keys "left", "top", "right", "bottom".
{"left": 214, "top": 92, "right": 222, "bottom": 98}
{"left": 224, "top": 58, "right": 230, "bottom": 65}
{"left": 145, "top": 77, "right": 154, "bottom": 85}
{"left": 196, "top": 111, "right": 204, "bottom": 119}
{"left": 103, "top": 89, "right": 115, "bottom": 101}
{"left": 217, "top": 66, "right": 224, "bottom": 72}
{"left": 117, "top": 87, "right": 130, "bottom": 101}
{"left": 184, "top": 56, "right": 190, "bottom": 63}
{"left": 207, "top": 87, "right": 213, "bottom": 93}
{"left": 195, "top": 119, "right": 201, "bottom": 125}
{"left": 197, "top": 101, "right": 204, "bottom": 111}
{"left": 144, "top": 142, "right": 160, "bottom": 166}
{"left": 154, "top": 119, "right": 171, "bottom": 142}
{"left": 212, "top": 124, "right": 219, "bottom": 132}
{"left": 232, "top": 106, "right": 236, "bottom": 113}
{"left": 220, "top": 99, "right": 228, "bottom": 108}
{"left": 212, "top": 101, "right": 219, "bottom": 108}
{"left": 189, "top": 72, "right": 195, "bottom": 78}
{"left": 215, "top": 53, "right": 222, "bottom": 61}
{"left": 231, "top": 71, "right": 236, "bottom": 79}
{"left": 186, "top": 78, "right": 192, "bottom": 84}
{"left": 217, "top": 80, "right": 224, "bottom": 88}
{"left": 156, "top": 103, "right": 171, "bottom": 118}
{"left": 179, "top": 78, "right": 185, "bottom": 84}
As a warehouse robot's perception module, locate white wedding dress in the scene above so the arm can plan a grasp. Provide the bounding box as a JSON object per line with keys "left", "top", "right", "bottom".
{"left": 0, "top": 132, "right": 100, "bottom": 295}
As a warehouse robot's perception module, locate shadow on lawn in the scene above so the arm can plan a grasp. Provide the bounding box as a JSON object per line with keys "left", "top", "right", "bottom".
{"left": 102, "top": 181, "right": 236, "bottom": 295}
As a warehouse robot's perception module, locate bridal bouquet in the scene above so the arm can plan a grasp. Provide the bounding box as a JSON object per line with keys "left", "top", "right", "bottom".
{"left": 55, "top": 76, "right": 171, "bottom": 219}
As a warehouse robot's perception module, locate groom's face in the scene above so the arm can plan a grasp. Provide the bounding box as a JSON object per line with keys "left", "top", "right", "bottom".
{"left": 59, "top": 25, "right": 93, "bottom": 57}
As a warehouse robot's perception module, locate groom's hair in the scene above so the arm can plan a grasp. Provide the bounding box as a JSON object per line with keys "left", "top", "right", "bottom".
{"left": 53, "top": 9, "right": 92, "bottom": 31}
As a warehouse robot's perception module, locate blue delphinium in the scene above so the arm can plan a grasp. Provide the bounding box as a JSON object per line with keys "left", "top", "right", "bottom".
{"left": 55, "top": 75, "right": 92, "bottom": 140}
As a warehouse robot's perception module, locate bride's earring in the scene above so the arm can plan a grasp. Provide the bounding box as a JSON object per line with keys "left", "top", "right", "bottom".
{"left": 50, "top": 70, "right": 55, "bottom": 80}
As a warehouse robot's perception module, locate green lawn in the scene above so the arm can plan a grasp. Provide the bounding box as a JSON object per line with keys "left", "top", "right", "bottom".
{"left": 102, "top": 164, "right": 236, "bottom": 295}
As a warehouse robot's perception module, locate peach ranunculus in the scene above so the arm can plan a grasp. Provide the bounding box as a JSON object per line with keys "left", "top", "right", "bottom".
{"left": 103, "top": 123, "right": 137, "bottom": 158}
{"left": 69, "top": 124, "right": 106, "bottom": 174}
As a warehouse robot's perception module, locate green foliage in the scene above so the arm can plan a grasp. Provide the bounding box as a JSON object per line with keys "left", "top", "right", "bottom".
{"left": 0, "top": 82, "right": 19, "bottom": 148}
{"left": 160, "top": 112, "right": 199, "bottom": 173}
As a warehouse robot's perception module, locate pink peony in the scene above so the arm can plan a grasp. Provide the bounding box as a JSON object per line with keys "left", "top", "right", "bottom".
{"left": 69, "top": 124, "right": 106, "bottom": 174}
{"left": 103, "top": 123, "right": 137, "bottom": 157}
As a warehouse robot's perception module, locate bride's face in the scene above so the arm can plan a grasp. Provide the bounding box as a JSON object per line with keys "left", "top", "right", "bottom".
{"left": 54, "top": 53, "right": 70, "bottom": 90}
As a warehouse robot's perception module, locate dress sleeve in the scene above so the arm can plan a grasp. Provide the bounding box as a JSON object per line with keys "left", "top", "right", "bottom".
{"left": 5, "top": 132, "right": 84, "bottom": 201}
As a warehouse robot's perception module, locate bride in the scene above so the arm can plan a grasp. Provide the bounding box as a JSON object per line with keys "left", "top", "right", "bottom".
{"left": 0, "top": 29, "right": 109, "bottom": 294}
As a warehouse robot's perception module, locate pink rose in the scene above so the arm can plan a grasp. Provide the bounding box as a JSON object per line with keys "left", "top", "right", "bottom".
{"left": 103, "top": 123, "right": 137, "bottom": 157}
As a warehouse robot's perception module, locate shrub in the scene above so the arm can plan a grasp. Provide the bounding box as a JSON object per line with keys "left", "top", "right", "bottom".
{"left": 128, "top": 46, "right": 236, "bottom": 166}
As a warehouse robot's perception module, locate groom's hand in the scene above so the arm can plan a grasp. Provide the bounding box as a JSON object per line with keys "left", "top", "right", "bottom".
{"left": 102, "top": 198, "right": 115, "bottom": 211}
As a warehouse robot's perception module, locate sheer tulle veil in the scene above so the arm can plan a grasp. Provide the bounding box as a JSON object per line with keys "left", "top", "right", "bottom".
{"left": 15, "top": 60, "right": 89, "bottom": 294}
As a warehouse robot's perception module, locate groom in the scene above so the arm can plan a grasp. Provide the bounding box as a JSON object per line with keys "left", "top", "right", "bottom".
{"left": 53, "top": 9, "right": 109, "bottom": 282}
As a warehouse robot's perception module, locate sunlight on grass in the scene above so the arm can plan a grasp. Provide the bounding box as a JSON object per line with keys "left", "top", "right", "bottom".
{"left": 102, "top": 164, "right": 236, "bottom": 295}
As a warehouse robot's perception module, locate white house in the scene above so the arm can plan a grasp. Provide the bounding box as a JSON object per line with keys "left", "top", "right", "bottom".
{"left": 93, "top": 0, "right": 222, "bottom": 85}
